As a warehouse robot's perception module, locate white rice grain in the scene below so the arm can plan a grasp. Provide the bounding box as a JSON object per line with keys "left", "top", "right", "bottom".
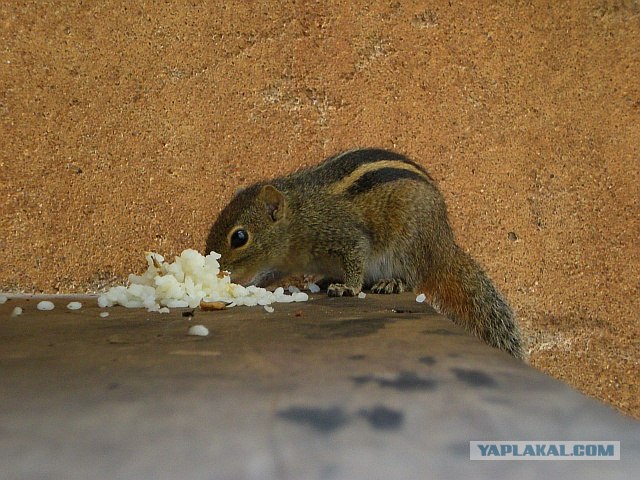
{"left": 307, "top": 282, "right": 321, "bottom": 293}
{"left": 165, "top": 299, "right": 189, "bottom": 308}
{"left": 99, "top": 311, "right": 110, "bottom": 318}
{"left": 264, "top": 305, "right": 274, "bottom": 313}
{"left": 97, "top": 296, "right": 109, "bottom": 308}
{"left": 416, "top": 293, "right": 426, "bottom": 303}
{"left": 37, "top": 301, "right": 55, "bottom": 311}
{"left": 67, "top": 301, "right": 82, "bottom": 310}
{"left": 188, "top": 325, "right": 209, "bottom": 336}
{"left": 358, "top": 292, "right": 367, "bottom": 299}
{"left": 0, "top": 294, "right": 8, "bottom": 304}
{"left": 11, "top": 306, "right": 23, "bottom": 317}
{"left": 292, "top": 292, "right": 308, "bottom": 302}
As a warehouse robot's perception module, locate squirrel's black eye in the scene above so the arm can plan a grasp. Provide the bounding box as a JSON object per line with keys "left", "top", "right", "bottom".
{"left": 230, "top": 228, "right": 249, "bottom": 249}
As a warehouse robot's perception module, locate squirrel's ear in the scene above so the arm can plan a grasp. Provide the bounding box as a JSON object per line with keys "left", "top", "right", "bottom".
{"left": 258, "top": 185, "right": 286, "bottom": 222}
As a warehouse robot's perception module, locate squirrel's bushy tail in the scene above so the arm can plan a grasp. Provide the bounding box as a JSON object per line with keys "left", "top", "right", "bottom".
{"left": 422, "top": 245, "right": 525, "bottom": 360}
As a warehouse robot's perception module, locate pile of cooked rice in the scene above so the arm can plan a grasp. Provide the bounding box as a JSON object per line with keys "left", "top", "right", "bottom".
{"left": 98, "top": 249, "right": 308, "bottom": 312}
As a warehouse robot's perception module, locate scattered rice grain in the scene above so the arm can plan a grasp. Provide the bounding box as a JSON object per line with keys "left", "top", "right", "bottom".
{"left": 188, "top": 325, "right": 209, "bottom": 336}
{"left": 11, "top": 306, "right": 23, "bottom": 317}
{"left": 292, "top": 292, "right": 308, "bottom": 302}
{"left": 358, "top": 292, "right": 366, "bottom": 299}
{"left": 37, "top": 301, "right": 55, "bottom": 311}
{"left": 67, "top": 301, "right": 82, "bottom": 310}
{"left": 416, "top": 293, "right": 426, "bottom": 303}
{"left": 264, "top": 305, "right": 274, "bottom": 313}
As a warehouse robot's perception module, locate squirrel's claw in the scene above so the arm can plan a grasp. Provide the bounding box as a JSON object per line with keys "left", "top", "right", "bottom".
{"left": 327, "top": 283, "right": 360, "bottom": 297}
{"left": 370, "top": 278, "right": 407, "bottom": 294}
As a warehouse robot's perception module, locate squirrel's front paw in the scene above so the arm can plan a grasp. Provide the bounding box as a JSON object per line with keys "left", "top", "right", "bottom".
{"left": 370, "top": 279, "right": 407, "bottom": 294}
{"left": 327, "top": 283, "right": 360, "bottom": 297}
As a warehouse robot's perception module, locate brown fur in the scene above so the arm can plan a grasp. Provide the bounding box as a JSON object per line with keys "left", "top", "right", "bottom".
{"left": 206, "top": 149, "right": 525, "bottom": 359}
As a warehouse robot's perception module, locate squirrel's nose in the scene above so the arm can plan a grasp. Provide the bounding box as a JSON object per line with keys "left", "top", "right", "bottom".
{"left": 229, "top": 270, "right": 253, "bottom": 286}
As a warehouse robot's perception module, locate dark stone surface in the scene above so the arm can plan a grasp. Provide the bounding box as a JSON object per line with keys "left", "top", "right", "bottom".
{"left": 451, "top": 368, "right": 498, "bottom": 388}
{"left": 278, "top": 406, "right": 350, "bottom": 433}
{"left": 358, "top": 406, "right": 404, "bottom": 430}
{"left": 0, "top": 294, "right": 638, "bottom": 480}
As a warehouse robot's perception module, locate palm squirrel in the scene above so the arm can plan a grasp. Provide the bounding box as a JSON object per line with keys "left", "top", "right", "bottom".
{"left": 206, "top": 148, "right": 525, "bottom": 359}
